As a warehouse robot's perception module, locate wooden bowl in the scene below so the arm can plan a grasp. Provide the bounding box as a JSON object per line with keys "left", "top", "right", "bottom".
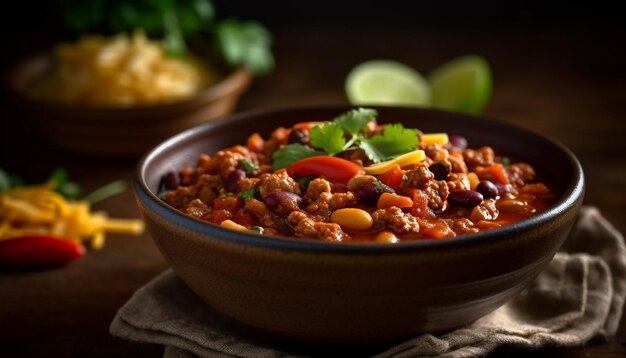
{"left": 7, "top": 53, "right": 252, "bottom": 157}
{"left": 135, "top": 106, "right": 584, "bottom": 344}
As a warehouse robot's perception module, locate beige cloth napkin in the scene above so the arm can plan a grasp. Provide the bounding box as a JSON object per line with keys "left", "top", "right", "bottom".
{"left": 110, "top": 206, "right": 626, "bottom": 357}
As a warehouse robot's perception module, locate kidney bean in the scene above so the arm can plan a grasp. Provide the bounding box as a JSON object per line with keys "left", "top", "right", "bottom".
{"left": 428, "top": 163, "right": 449, "bottom": 181}
{"left": 496, "top": 183, "right": 513, "bottom": 195}
{"left": 226, "top": 169, "right": 246, "bottom": 193}
{"left": 288, "top": 128, "right": 309, "bottom": 144}
{"left": 163, "top": 171, "right": 179, "bottom": 190}
{"left": 448, "top": 135, "right": 468, "bottom": 150}
{"left": 264, "top": 191, "right": 303, "bottom": 212}
{"left": 355, "top": 182, "right": 394, "bottom": 206}
{"left": 448, "top": 189, "right": 483, "bottom": 208}
{"left": 476, "top": 180, "right": 498, "bottom": 199}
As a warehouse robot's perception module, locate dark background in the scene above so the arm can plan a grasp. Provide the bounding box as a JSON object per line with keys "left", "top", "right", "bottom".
{"left": 1, "top": 2, "right": 626, "bottom": 357}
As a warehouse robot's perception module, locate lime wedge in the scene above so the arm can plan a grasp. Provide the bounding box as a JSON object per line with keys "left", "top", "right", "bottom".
{"left": 345, "top": 60, "right": 431, "bottom": 107}
{"left": 427, "top": 55, "right": 492, "bottom": 114}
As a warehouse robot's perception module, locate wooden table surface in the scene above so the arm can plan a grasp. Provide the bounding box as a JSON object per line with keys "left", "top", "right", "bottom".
{"left": 1, "top": 25, "right": 625, "bottom": 357}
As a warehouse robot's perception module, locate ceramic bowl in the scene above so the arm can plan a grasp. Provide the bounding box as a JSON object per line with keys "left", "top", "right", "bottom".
{"left": 7, "top": 53, "right": 251, "bottom": 157}
{"left": 135, "top": 106, "right": 584, "bottom": 344}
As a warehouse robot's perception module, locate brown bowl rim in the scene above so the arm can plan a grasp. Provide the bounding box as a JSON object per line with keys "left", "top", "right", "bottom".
{"left": 135, "top": 105, "right": 585, "bottom": 253}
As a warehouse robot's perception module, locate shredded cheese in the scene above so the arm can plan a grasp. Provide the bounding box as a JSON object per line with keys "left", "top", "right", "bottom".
{"left": 0, "top": 183, "right": 144, "bottom": 249}
{"left": 364, "top": 150, "right": 426, "bottom": 175}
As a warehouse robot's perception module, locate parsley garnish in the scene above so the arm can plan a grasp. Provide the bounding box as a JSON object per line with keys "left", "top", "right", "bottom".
{"left": 237, "top": 188, "right": 256, "bottom": 202}
{"left": 61, "top": 0, "right": 274, "bottom": 75}
{"left": 219, "top": 192, "right": 234, "bottom": 199}
{"left": 359, "top": 124, "right": 419, "bottom": 162}
{"left": 239, "top": 159, "right": 259, "bottom": 174}
{"left": 309, "top": 122, "right": 345, "bottom": 155}
{"left": 272, "top": 108, "right": 419, "bottom": 169}
{"left": 272, "top": 144, "right": 324, "bottom": 171}
{"left": 333, "top": 108, "right": 377, "bottom": 135}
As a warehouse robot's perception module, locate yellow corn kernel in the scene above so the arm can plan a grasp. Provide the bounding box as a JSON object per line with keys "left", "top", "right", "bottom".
{"left": 364, "top": 150, "right": 426, "bottom": 175}
{"left": 330, "top": 208, "right": 373, "bottom": 231}
{"left": 421, "top": 133, "right": 449, "bottom": 145}
{"left": 468, "top": 172, "right": 480, "bottom": 190}
{"left": 375, "top": 231, "right": 399, "bottom": 243}
{"left": 220, "top": 219, "right": 248, "bottom": 232}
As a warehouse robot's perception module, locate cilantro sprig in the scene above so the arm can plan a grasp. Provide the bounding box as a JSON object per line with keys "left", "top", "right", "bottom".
{"left": 272, "top": 108, "right": 419, "bottom": 169}
{"left": 61, "top": 0, "right": 273, "bottom": 75}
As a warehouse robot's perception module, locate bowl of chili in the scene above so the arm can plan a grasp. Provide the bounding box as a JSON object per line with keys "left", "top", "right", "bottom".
{"left": 135, "top": 105, "right": 584, "bottom": 344}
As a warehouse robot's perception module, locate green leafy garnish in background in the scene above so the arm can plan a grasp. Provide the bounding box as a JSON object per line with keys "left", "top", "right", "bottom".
{"left": 61, "top": 0, "right": 273, "bottom": 74}
{"left": 1, "top": 167, "right": 127, "bottom": 204}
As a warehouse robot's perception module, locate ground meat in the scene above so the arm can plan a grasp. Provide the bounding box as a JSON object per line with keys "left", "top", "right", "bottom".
{"left": 463, "top": 147, "right": 495, "bottom": 169}
{"left": 179, "top": 166, "right": 199, "bottom": 186}
{"left": 211, "top": 145, "right": 260, "bottom": 180}
{"left": 450, "top": 218, "right": 479, "bottom": 235}
{"left": 329, "top": 192, "right": 358, "bottom": 210}
{"left": 262, "top": 127, "right": 289, "bottom": 160}
{"left": 165, "top": 186, "right": 197, "bottom": 209}
{"left": 401, "top": 166, "right": 434, "bottom": 190}
{"left": 287, "top": 211, "right": 347, "bottom": 242}
{"left": 424, "top": 180, "right": 449, "bottom": 211}
{"left": 258, "top": 169, "right": 301, "bottom": 199}
{"left": 184, "top": 199, "right": 212, "bottom": 219}
{"left": 469, "top": 198, "right": 499, "bottom": 222}
{"left": 244, "top": 199, "right": 281, "bottom": 228}
{"left": 238, "top": 178, "right": 260, "bottom": 192}
{"left": 506, "top": 163, "right": 536, "bottom": 187}
{"left": 423, "top": 144, "right": 448, "bottom": 162}
{"left": 448, "top": 152, "right": 468, "bottom": 173}
{"left": 193, "top": 174, "right": 222, "bottom": 205}
{"left": 372, "top": 207, "right": 420, "bottom": 235}
{"left": 447, "top": 173, "right": 470, "bottom": 191}
{"left": 305, "top": 190, "right": 358, "bottom": 217}
{"left": 305, "top": 192, "right": 332, "bottom": 217}
{"left": 304, "top": 178, "right": 331, "bottom": 203}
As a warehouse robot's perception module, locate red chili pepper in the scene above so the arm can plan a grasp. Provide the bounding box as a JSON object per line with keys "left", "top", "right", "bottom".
{"left": 286, "top": 156, "right": 365, "bottom": 183}
{"left": 378, "top": 164, "right": 406, "bottom": 190}
{"left": 0, "top": 235, "right": 86, "bottom": 268}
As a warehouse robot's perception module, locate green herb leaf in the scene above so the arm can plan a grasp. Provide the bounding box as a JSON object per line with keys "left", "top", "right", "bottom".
{"left": 219, "top": 192, "right": 234, "bottom": 199}
{"left": 0, "top": 168, "right": 10, "bottom": 191}
{"left": 239, "top": 159, "right": 259, "bottom": 174}
{"left": 215, "top": 19, "right": 274, "bottom": 75}
{"left": 237, "top": 188, "right": 256, "bottom": 202}
{"left": 272, "top": 144, "right": 324, "bottom": 170}
{"left": 297, "top": 176, "right": 313, "bottom": 188}
{"left": 333, "top": 108, "right": 377, "bottom": 135}
{"left": 309, "top": 122, "right": 346, "bottom": 155}
{"left": 48, "top": 167, "right": 84, "bottom": 200}
{"left": 84, "top": 180, "right": 127, "bottom": 204}
{"left": 359, "top": 123, "right": 419, "bottom": 163}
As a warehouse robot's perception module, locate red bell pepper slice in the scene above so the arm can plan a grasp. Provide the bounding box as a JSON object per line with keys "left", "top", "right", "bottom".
{"left": 0, "top": 235, "right": 86, "bottom": 268}
{"left": 286, "top": 156, "right": 365, "bottom": 183}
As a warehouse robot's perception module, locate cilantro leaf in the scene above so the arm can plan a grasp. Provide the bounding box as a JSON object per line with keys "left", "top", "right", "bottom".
{"left": 333, "top": 108, "right": 377, "bottom": 135}
{"left": 216, "top": 19, "right": 274, "bottom": 75}
{"left": 309, "top": 122, "right": 346, "bottom": 155}
{"left": 238, "top": 188, "right": 256, "bottom": 202}
{"left": 272, "top": 144, "right": 324, "bottom": 170}
{"left": 239, "top": 159, "right": 259, "bottom": 174}
{"left": 359, "top": 124, "right": 419, "bottom": 162}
